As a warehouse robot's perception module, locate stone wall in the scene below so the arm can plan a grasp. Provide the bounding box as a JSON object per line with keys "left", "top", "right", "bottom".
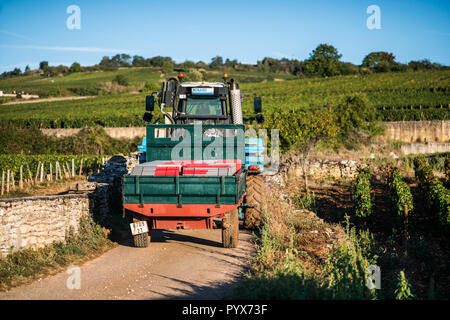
{"left": 0, "top": 155, "right": 137, "bottom": 258}
{"left": 41, "top": 121, "right": 450, "bottom": 144}
{"left": 41, "top": 127, "right": 146, "bottom": 140}
{"left": 382, "top": 121, "right": 449, "bottom": 143}
{"left": 282, "top": 159, "right": 371, "bottom": 180}
{"left": 0, "top": 194, "right": 91, "bottom": 257}
{"left": 401, "top": 143, "right": 450, "bottom": 155}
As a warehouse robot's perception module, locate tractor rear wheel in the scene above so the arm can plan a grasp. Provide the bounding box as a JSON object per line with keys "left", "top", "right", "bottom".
{"left": 133, "top": 232, "right": 149, "bottom": 248}
{"left": 132, "top": 217, "right": 150, "bottom": 248}
{"left": 244, "top": 175, "right": 263, "bottom": 230}
{"left": 222, "top": 208, "right": 239, "bottom": 248}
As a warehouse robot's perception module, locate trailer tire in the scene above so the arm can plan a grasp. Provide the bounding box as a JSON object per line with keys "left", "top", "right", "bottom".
{"left": 133, "top": 232, "right": 149, "bottom": 248}
{"left": 244, "top": 175, "right": 263, "bottom": 230}
{"left": 222, "top": 208, "right": 239, "bottom": 248}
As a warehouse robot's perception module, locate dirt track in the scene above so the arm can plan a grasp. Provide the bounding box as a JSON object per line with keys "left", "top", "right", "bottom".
{"left": 0, "top": 226, "right": 254, "bottom": 300}
{"left": 2, "top": 96, "right": 94, "bottom": 105}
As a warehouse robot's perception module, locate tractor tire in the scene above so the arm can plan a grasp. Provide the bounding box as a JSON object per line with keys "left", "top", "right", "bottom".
{"left": 222, "top": 208, "right": 239, "bottom": 248}
{"left": 244, "top": 175, "right": 264, "bottom": 230}
{"left": 133, "top": 232, "right": 149, "bottom": 248}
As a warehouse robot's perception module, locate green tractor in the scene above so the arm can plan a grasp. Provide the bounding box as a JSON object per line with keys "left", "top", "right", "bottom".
{"left": 123, "top": 72, "right": 265, "bottom": 248}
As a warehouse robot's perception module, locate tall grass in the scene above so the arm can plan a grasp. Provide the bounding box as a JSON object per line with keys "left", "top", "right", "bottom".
{"left": 233, "top": 188, "right": 379, "bottom": 300}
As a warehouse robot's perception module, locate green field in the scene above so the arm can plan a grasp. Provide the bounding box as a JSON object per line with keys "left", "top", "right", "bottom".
{"left": 0, "top": 69, "right": 448, "bottom": 128}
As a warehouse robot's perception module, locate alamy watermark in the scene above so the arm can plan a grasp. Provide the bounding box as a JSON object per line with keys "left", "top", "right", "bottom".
{"left": 366, "top": 265, "right": 381, "bottom": 290}
{"left": 66, "top": 265, "right": 81, "bottom": 290}
{"left": 66, "top": 5, "right": 81, "bottom": 30}
{"left": 366, "top": 5, "right": 381, "bottom": 30}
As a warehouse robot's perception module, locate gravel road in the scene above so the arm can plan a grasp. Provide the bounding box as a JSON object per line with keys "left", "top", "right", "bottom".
{"left": 0, "top": 226, "right": 254, "bottom": 300}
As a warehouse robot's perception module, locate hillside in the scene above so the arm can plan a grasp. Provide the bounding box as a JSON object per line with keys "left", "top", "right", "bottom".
{"left": 0, "top": 69, "right": 448, "bottom": 128}
{"left": 0, "top": 67, "right": 295, "bottom": 97}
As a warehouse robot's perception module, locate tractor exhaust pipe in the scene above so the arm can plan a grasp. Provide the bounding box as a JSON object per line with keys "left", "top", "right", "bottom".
{"left": 229, "top": 79, "right": 243, "bottom": 125}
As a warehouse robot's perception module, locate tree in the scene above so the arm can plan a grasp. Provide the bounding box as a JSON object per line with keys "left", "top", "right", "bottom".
{"left": 333, "top": 94, "right": 378, "bottom": 138}
{"left": 181, "top": 60, "right": 196, "bottom": 70}
{"left": 132, "top": 55, "right": 146, "bottom": 67}
{"left": 119, "top": 54, "right": 131, "bottom": 66}
{"left": 24, "top": 65, "right": 30, "bottom": 73}
{"left": 39, "top": 61, "right": 49, "bottom": 71}
{"left": 265, "top": 108, "right": 338, "bottom": 192}
{"left": 148, "top": 56, "right": 173, "bottom": 67}
{"left": 303, "top": 44, "right": 343, "bottom": 77}
{"left": 408, "top": 59, "right": 441, "bottom": 71}
{"left": 99, "top": 56, "right": 111, "bottom": 66}
{"left": 161, "top": 61, "right": 174, "bottom": 74}
{"left": 185, "top": 69, "right": 203, "bottom": 81}
{"left": 209, "top": 56, "right": 223, "bottom": 69}
{"left": 69, "top": 62, "right": 82, "bottom": 73}
{"left": 362, "top": 51, "right": 396, "bottom": 71}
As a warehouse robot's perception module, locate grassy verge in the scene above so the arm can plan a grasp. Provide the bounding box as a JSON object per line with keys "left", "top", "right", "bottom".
{"left": 233, "top": 184, "right": 379, "bottom": 300}
{"left": 0, "top": 216, "right": 114, "bottom": 291}
{"left": 0, "top": 176, "right": 85, "bottom": 199}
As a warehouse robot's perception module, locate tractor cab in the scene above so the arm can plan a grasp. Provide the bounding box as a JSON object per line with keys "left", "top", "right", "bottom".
{"left": 175, "top": 82, "right": 231, "bottom": 125}
{"left": 142, "top": 72, "right": 265, "bottom": 172}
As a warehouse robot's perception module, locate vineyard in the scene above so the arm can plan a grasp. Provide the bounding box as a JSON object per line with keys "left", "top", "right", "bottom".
{"left": 0, "top": 69, "right": 448, "bottom": 128}
{"left": 0, "top": 68, "right": 294, "bottom": 98}
{"left": 237, "top": 155, "right": 450, "bottom": 299}
{"left": 0, "top": 154, "right": 107, "bottom": 197}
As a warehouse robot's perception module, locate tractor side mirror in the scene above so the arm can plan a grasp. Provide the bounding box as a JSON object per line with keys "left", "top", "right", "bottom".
{"left": 146, "top": 95, "right": 155, "bottom": 111}
{"left": 253, "top": 97, "right": 262, "bottom": 114}
{"left": 255, "top": 114, "right": 264, "bottom": 124}
{"left": 143, "top": 112, "right": 153, "bottom": 122}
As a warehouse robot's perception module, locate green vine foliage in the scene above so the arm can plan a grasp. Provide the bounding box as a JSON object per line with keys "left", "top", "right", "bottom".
{"left": 414, "top": 158, "right": 450, "bottom": 230}
{"left": 394, "top": 271, "right": 415, "bottom": 300}
{"left": 445, "top": 157, "right": 450, "bottom": 189}
{"left": 353, "top": 168, "right": 373, "bottom": 220}
{"left": 386, "top": 165, "right": 414, "bottom": 219}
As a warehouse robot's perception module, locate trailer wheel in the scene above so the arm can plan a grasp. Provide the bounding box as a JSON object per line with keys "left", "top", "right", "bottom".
{"left": 222, "top": 208, "right": 239, "bottom": 248}
{"left": 133, "top": 232, "right": 149, "bottom": 248}
{"left": 244, "top": 175, "right": 263, "bottom": 230}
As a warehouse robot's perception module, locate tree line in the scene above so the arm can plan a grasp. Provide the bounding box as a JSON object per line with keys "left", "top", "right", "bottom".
{"left": 1, "top": 43, "right": 447, "bottom": 80}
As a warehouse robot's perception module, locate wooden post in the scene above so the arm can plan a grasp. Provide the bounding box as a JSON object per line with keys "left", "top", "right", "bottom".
{"left": 62, "top": 163, "right": 68, "bottom": 178}
{"left": 50, "top": 163, "right": 53, "bottom": 182}
{"left": 40, "top": 163, "right": 44, "bottom": 183}
{"left": 11, "top": 172, "right": 15, "bottom": 190}
{"left": 19, "top": 165, "right": 23, "bottom": 189}
{"left": 26, "top": 163, "right": 33, "bottom": 185}
{"left": 72, "top": 159, "right": 75, "bottom": 177}
{"left": 1, "top": 171, "right": 4, "bottom": 196}
{"left": 79, "top": 159, "right": 83, "bottom": 176}
{"left": 6, "top": 170, "right": 10, "bottom": 193}
{"left": 35, "top": 162, "right": 40, "bottom": 183}
{"left": 66, "top": 162, "right": 71, "bottom": 178}
{"left": 404, "top": 205, "right": 408, "bottom": 257}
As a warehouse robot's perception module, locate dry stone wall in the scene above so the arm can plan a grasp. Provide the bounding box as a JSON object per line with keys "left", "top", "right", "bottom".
{"left": 0, "top": 155, "right": 138, "bottom": 258}
{"left": 0, "top": 194, "right": 91, "bottom": 257}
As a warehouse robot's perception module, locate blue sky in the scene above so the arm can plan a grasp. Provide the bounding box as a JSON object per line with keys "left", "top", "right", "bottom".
{"left": 0, "top": 0, "right": 449, "bottom": 72}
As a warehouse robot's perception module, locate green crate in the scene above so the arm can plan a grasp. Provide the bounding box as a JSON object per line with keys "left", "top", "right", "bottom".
{"left": 123, "top": 171, "right": 246, "bottom": 206}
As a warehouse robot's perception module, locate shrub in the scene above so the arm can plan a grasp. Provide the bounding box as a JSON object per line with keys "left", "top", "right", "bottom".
{"left": 394, "top": 271, "right": 415, "bottom": 300}
{"left": 386, "top": 165, "right": 414, "bottom": 219}
{"left": 414, "top": 158, "right": 450, "bottom": 229}
{"left": 113, "top": 74, "right": 129, "bottom": 86}
{"left": 353, "top": 168, "right": 373, "bottom": 220}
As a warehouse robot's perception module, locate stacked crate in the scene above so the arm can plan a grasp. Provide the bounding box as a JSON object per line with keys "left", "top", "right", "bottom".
{"left": 129, "top": 160, "right": 241, "bottom": 177}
